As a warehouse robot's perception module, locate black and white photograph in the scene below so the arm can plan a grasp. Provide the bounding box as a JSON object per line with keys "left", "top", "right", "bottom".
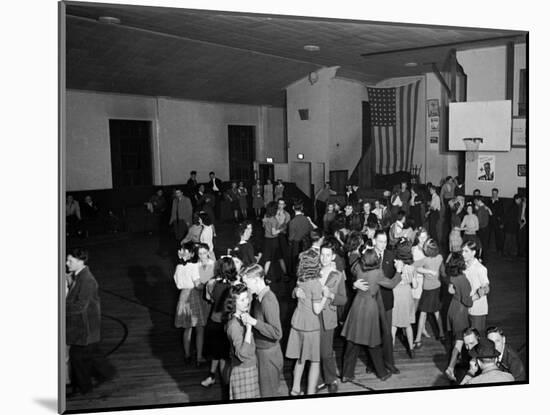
{"left": 48, "top": 0, "right": 536, "bottom": 414}
{"left": 427, "top": 99, "right": 440, "bottom": 117}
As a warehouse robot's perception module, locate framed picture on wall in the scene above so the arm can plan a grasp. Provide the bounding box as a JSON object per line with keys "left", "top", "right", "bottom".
{"left": 512, "top": 116, "right": 526, "bottom": 147}
{"left": 430, "top": 136, "right": 438, "bottom": 144}
{"left": 429, "top": 116, "right": 439, "bottom": 132}
{"left": 427, "top": 99, "right": 439, "bottom": 116}
{"left": 517, "top": 164, "right": 527, "bottom": 176}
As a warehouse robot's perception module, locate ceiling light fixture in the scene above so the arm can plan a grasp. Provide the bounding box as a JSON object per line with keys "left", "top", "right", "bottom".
{"left": 304, "top": 45, "right": 320, "bottom": 52}
{"left": 98, "top": 16, "right": 121, "bottom": 24}
{"left": 404, "top": 62, "right": 418, "bottom": 67}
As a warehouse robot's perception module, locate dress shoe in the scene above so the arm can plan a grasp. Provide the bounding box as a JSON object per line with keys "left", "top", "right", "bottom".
{"left": 379, "top": 372, "right": 392, "bottom": 381}
{"left": 386, "top": 365, "right": 400, "bottom": 374}
{"left": 341, "top": 376, "right": 355, "bottom": 383}
{"left": 327, "top": 381, "right": 339, "bottom": 394}
{"left": 316, "top": 383, "right": 327, "bottom": 391}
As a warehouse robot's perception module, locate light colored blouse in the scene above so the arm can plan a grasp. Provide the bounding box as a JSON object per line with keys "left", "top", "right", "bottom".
{"left": 199, "top": 225, "right": 215, "bottom": 256}
{"left": 414, "top": 255, "right": 443, "bottom": 290}
{"left": 461, "top": 214, "right": 479, "bottom": 235}
{"left": 464, "top": 258, "right": 490, "bottom": 316}
{"left": 174, "top": 262, "right": 200, "bottom": 290}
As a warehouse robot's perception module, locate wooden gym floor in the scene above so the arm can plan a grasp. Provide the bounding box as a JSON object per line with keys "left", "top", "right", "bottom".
{"left": 65, "top": 221, "right": 527, "bottom": 412}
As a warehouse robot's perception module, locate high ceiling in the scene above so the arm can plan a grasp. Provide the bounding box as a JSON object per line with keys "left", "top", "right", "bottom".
{"left": 65, "top": 2, "right": 527, "bottom": 107}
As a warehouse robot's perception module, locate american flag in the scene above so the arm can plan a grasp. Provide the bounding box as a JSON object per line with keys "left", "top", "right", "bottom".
{"left": 367, "top": 81, "right": 421, "bottom": 174}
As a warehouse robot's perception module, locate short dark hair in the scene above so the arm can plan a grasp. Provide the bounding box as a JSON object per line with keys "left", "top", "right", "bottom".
{"left": 265, "top": 201, "right": 278, "bottom": 217}
{"left": 473, "top": 188, "right": 481, "bottom": 194}
{"left": 192, "top": 212, "right": 201, "bottom": 225}
{"left": 68, "top": 247, "right": 88, "bottom": 264}
{"left": 491, "top": 188, "right": 499, "bottom": 193}
{"left": 374, "top": 229, "right": 387, "bottom": 240}
{"left": 423, "top": 238, "right": 440, "bottom": 257}
{"left": 198, "top": 211, "right": 212, "bottom": 226}
{"left": 237, "top": 220, "right": 251, "bottom": 238}
{"left": 513, "top": 193, "right": 522, "bottom": 200}
{"left": 397, "top": 210, "right": 407, "bottom": 221}
{"left": 293, "top": 201, "right": 304, "bottom": 211}
{"left": 190, "top": 170, "right": 197, "bottom": 175}
{"left": 309, "top": 229, "right": 323, "bottom": 243}
{"left": 445, "top": 252, "right": 466, "bottom": 277}
{"left": 320, "top": 239, "right": 338, "bottom": 254}
{"left": 196, "top": 242, "right": 210, "bottom": 254}
{"left": 209, "top": 171, "right": 215, "bottom": 175}
{"left": 463, "top": 327, "right": 480, "bottom": 339}
{"left": 462, "top": 239, "right": 480, "bottom": 256}
{"left": 486, "top": 326, "right": 505, "bottom": 337}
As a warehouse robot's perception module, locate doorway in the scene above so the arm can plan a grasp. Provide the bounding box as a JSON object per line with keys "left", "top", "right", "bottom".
{"left": 329, "top": 170, "right": 348, "bottom": 195}
{"left": 228, "top": 125, "right": 256, "bottom": 183}
{"left": 258, "top": 163, "right": 275, "bottom": 184}
{"left": 109, "top": 119, "right": 153, "bottom": 188}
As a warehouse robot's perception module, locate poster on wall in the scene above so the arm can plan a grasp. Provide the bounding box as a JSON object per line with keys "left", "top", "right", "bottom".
{"left": 429, "top": 116, "right": 439, "bottom": 132}
{"left": 477, "top": 154, "right": 496, "bottom": 182}
{"left": 512, "top": 117, "right": 526, "bottom": 147}
{"left": 427, "top": 99, "right": 440, "bottom": 116}
{"left": 430, "top": 136, "right": 439, "bottom": 144}
{"left": 517, "top": 164, "right": 527, "bottom": 176}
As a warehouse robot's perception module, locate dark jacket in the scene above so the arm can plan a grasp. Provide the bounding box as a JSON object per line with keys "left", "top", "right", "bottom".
{"left": 499, "top": 345, "right": 526, "bottom": 381}
{"left": 379, "top": 249, "right": 397, "bottom": 311}
{"left": 66, "top": 267, "right": 101, "bottom": 346}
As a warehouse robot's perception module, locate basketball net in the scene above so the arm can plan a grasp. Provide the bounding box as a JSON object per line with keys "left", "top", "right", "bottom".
{"left": 463, "top": 138, "right": 481, "bottom": 162}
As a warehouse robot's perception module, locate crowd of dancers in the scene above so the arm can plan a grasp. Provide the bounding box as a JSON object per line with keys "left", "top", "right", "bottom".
{"left": 168, "top": 177, "right": 527, "bottom": 400}
{"left": 65, "top": 173, "right": 527, "bottom": 400}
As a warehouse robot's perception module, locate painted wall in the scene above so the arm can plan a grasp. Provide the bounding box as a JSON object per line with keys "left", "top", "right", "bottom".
{"left": 286, "top": 67, "right": 336, "bottom": 195}
{"left": 458, "top": 46, "right": 507, "bottom": 102}
{"left": 465, "top": 149, "right": 526, "bottom": 197}
{"left": 424, "top": 72, "right": 460, "bottom": 184}
{"left": 264, "top": 107, "right": 286, "bottom": 163}
{"left": 328, "top": 78, "right": 369, "bottom": 173}
{"left": 458, "top": 45, "right": 527, "bottom": 197}
{"left": 157, "top": 97, "right": 260, "bottom": 184}
{"left": 66, "top": 91, "right": 158, "bottom": 191}
{"left": 66, "top": 90, "right": 286, "bottom": 191}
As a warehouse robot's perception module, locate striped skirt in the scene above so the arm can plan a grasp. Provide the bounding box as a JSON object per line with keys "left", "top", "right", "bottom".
{"left": 229, "top": 365, "right": 260, "bottom": 400}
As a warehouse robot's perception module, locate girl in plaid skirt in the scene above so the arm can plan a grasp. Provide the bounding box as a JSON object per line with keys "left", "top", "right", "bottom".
{"left": 226, "top": 284, "right": 260, "bottom": 400}
{"left": 174, "top": 242, "right": 203, "bottom": 363}
{"left": 225, "top": 283, "right": 260, "bottom": 400}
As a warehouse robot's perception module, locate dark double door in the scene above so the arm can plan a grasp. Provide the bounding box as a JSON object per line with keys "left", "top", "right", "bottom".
{"left": 109, "top": 119, "right": 153, "bottom": 188}
{"left": 228, "top": 125, "right": 255, "bottom": 184}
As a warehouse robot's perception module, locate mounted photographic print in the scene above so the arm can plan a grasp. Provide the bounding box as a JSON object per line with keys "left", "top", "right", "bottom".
{"left": 59, "top": 1, "right": 529, "bottom": 414}
{"left": 477, "top": 154, "right": 496, "bottom": 182}
{"left": 429, "top": 116, "right": 439, "bottom": 132}
{"left": 512, "top": 117, "right": 527, "bottom": 147}
{"left": 517, "top": 164, "right": 527, "bottom": 176}
{"left": 427, "top": 99, "right": 440, "bottom": 117}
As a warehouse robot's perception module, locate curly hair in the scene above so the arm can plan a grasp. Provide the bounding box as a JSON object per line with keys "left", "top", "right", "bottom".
{"left": 357, "top": 248, "right": 380, "bottom": 272}
{"left": 445, "top": 252, "right": 466, "bottom": 277}
{"left": 222, "top": 283, "right": 249, "bottom": 322}
{"left": 214, "top": 256, "right": 238, "bottom": 283}
{"left": 344, "top": 231, "right": 364, "bottom": 254}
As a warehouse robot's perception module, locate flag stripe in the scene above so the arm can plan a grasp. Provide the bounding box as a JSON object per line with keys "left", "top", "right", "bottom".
{"left": 402, "top": 86, "right": 407, "bottom": 171}
{"left": 409, "top": 80, "right": 420, "bottom": 170}
{"left": 367, "top": 81, "right": 420, "bottom": 175}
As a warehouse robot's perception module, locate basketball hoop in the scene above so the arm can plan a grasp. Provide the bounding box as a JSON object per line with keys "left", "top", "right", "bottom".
{"left": 463, "top": 137, "right": 483, "bottom": 162}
